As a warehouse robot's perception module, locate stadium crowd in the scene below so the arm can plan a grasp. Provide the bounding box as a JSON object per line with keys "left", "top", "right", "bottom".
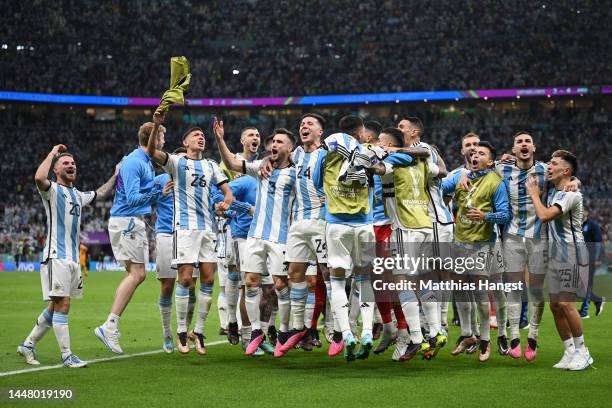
{"left": 0, "top": 102, "right": 610, "bottom": 260}
{"left": 2, "top": 1, "right": 610, "bottom": 98}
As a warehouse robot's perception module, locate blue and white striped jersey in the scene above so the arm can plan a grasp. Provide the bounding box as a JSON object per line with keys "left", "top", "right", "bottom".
{"left": 291, "top": 146, "right": 325, "bottom": 222}
{"left": 162, "top": 154, "right": 228, "bottom": 232}
{"left": 244, "top": 160, "right": 296, "bottom": 244}
{"left": 546, "top": 189, "right": 588, "bottom": 264}
{"left": 38, "top": 182, "right": 96, "bottom": 263}
{"left": 495, "top": 160, "right": 547, "bottom": 239}
{"left": 412, "top": 141, "right": 454, "bottom": 225}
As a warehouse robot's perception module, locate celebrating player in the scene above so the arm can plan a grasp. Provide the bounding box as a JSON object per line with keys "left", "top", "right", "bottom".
{"left": 18, "top": 145, "right": 117, "bottom": 367}
{"left": 147, "top": 109, "right": 233, "bottom": 355}
{"left": 214, "top": 119, "right": 296, "bottom": 356}
{"left": 95, "top": 118, "right": 166, "bottom": 354}
{"left": 526, "top": 150, "right": 593, "bottom": 370}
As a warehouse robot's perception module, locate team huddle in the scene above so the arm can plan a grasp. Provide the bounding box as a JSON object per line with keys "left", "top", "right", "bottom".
{"left": 17, "top": 109, "right": 594, "bottom": 371}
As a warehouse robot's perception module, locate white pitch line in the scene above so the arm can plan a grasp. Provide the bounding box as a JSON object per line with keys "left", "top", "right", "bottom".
{"left": 1, "top": 340, "right": 227, "bottom": 378}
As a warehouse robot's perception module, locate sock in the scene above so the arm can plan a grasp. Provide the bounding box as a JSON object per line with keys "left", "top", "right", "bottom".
{"left": 194, "top": 283, "right": 213, "bottom": 334}
{"left": 245, "top": 287, "right": 262, "bottom": 331}
{"left": 469, "top": 291, "right": 479, "bottom": 337}
{"left": 398, "top": 327, "right": 410, "bottom": 343}
{"left": 311, "top": 277, "right": 326, "bottom": 329}
{"left": 383, "top": 322, "right": 396, "bottom": 338}
{"left": 399, "top": 289, "right": 423, "bottom": 344}
{"left": 348, "top": 281, "right": 361, "bottom": 331}
{"left": 290, "top": 281, "right": 308, "bottom": 330}
{"left": 440, "top": 290, "right": 450, "bottom": 327}
{"left": 324, "top": 281, "right": 334, "bottom": 331}
{"left": 276, "top": 286, "right": 291, "bottom": 332}
{"left": 377, "top": 301, "right": 393, "bottom": 324}
{"left": 520, "top": 300, "right": 528, "bottom": 322}
{"left": 103, "top": 312, "right": 120, "bottom": 332}
{"left": 175, "top": 284, "right": 190, "bottom": 333}
{"left": 573, "top": 335, "right": 586, "bottom": 352}
{"left": 356, "top": 276, "right": 374, "bottom": 337}
{"left": 393, "top": 304, "right": 408, "bottom": 329}
{"left": 528, "top": 287, "right": 544, "bottom": 340}
{"left": 24, "top": 308, "right": 53, "bottom": 347}
{"left": 226, "top": 272, "right": 240, "bottom": 324}
{"left": 418, "top": 289, "right": 441, "bottom": 338}
{"left": 507, "top": 289, "right": 522, "bottom": 340}
{"left": 218, "top": 291, "right": 228, "bottom": 330}
{"left": 492, "top": 289, "right": 507, "bottom": 337}
{"left": 159, "top": 295, "right": 172, "bottom": 338}
{"left": 474, "top": 289, "right": 490, "bottom": 342}
{"left": 330, "top": 276, "right": 351, "bottom": 337}
{"left": 261, "top": 320, "right": 269, "bottom": 336}
{"left": 454, "top": 290, "right": 472, "bottom": 337}
{"left": 268, "top": 307, "right": 278, "bottom": 328}
{"left": 563, "top": 337, "right": 576, "bottom": 352}
{"left": 241, "top": 325, "right": 252, "bottom": 342}
{"left": 304, "top": 290, "right": 316, "bottom": 329}
{"left": 186, "top": 288, "right": 196, "bottom": 329}
{"left": 52, "top": 312, "right": 71, "bottom": 360}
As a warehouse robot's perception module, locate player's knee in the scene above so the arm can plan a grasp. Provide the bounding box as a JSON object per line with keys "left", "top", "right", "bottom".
{"left": 245, "top": 273, "right": 259, "bottom": 288}
{"left": 273, "top": 279, "right": 287, "bottom": 292}
{"left": 52, "top": 296, "right": 70, "bottom": 313}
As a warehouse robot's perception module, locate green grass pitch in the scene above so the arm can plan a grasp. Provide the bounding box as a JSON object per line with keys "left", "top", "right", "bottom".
{"left": 0, "top": 271, "right": 609, "bottom": 407}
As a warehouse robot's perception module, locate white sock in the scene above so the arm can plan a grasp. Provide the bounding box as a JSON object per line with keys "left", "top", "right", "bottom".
{"left": 563, "top": 337, "right": 576, "bottom": 352}
{"left": 241, "top": 325, "right": 252, "bottom": 342}
{"left": 330, "top": 276, "right": 351, "bottom": 337}
{"left": 103, "top": 312, "right": 120, "bottom": 332}
{"left": 304, "top": 290, "right": 315, "bottom": 329}
{"left": 261, "top": 320, "right": 269, "bottom": 336}
{"left": 356, "top": 277, "right": 374, "bottom": 337}
{"left": 492, "top": 290, "right": 507, "bottom": 337}
{"left": 528, "top": 287, "right": 544, "bottom": 340}
{"left": 276, "top": 286, "right": 291, "bottom": 332}
{"left": 474, "top": 290, "right": 490, "bottom": 342}
{"left": 454, "top": 290, "right": 472, "bottom": 337}
{"left": 440, "top": 290, "right": 450, "bottom": 326}
{"left": 24, "top": 308, "right": 53, "bottom": 347}
{"left": 194, "top": 283, "right": 213, "bottom": 334}
{"left": 175, "top": 284, "right": 190, "bottom": 333}
{"left": 186, "top": 288, "right": 196, "bottom": 329}
{"left": 52, "top": 312, "right": 71, "bottom": 360}
{"left": 217, "top": 291, "right": 228, "bottom": 330}
{"left": 573, "top": 335, "right": 586, "bottom": 352}
{"left": 158, "top": 295, "right": 172, "bottom": 338}
{"left": 349, "top": 281, "right": 361, "bottom": 329}
{"left": 268, "top": 307, "right": 278, "bottom": 328}
{"left": 225, "top": 273, "right": 240, "bottom": 324}
{"left": 245, "top": 287, "right": 262, "bottom": 330}
{"left": 399, "top": 289, "right": 423, "bottom": 344}
{"left": 507, "top": 289, "right": 522, "bottom": 340}
{"left": 290, "top": 281, "right": 308, "bottom": 330}
{"left": 419, "top": 289, "right": 441, "bottom": 338}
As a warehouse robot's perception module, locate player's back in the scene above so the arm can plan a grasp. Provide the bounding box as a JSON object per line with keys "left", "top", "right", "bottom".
{"left": 154, "top": 173, "right": 173, "bottom": 234}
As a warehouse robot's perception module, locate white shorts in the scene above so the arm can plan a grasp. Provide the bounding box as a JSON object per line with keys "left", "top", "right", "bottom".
{"left": 490, "top": 241, "right": 506, "bottom": 275}
{"left": 108, "top": 216, "right": 149, "bottom": 266}
{"left": 390, "top": 227, "right": 434, "bottom": 276}
{"left": 155, "top": 233, "right": 176, "bottom": 279}
{"left": 453, "top": 242, "right": 492, "bottom": 276}
{"left": 547, "top": 261, "right": 588, "bottom": 296}
{"left": 41, "top": 259, "right": 82, "bottom": 301}
{"left": 503, "top": 234, "right": 547, "bottom": 275}
{"left": 432, "top": 222, "right": 454, "bottom": 259}
{"left": 240, "top": 237, "right": 288, "bottom": 280}
{"left": 173, "top": 229, "right": 217, "bottom": 265}
{"left": 285, "top": 219, "right": 327, "bottom": 264}
{"left": 325, "top": 223, "right": 375, "bottom": 271}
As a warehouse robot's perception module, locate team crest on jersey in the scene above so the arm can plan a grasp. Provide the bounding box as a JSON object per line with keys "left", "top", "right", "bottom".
{"left": 557, "top": 192, "right": 566, "bottom": 200}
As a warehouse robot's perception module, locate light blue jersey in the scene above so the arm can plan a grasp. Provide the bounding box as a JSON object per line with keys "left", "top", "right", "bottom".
{"left": 38, "top": 182, "right": 96, "bottom": 263}
{"left": 291, "top": 146, "right": 326, "bottom": 222}
{"left": 495, "top": 160, "right": 547, "bottom": 239}
{"left": 111, "top": 147, "right": 160, "bottom": 217}
{"left": 244, "top": 160, "right": 296, "bottom": 244}
{"left": 372, "top": 176, "right": 390, "bottom": 225}
{"left": 212, "top": 175, "right": 257, "bottom": 240}
{"left": 162, "top": 154, "right": 228, "bottom": 233}
{"left": 547, "top": 189, "right": 588, "bottom": 264}
{"left": 154, "top": 173, "right": 173, "bottom": 234}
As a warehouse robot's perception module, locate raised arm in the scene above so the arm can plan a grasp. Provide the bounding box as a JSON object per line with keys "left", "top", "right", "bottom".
{"left": 213, "top": 118, "right": 243, "bottom": 172}
{"left": 35, "top": 144, "right": 66, "bottom": 191}
{"left": 147, "top": 108, "right": 168, "bottom": 165}
{"left": 95, "top": 162, "right": 121, "bottom": 200}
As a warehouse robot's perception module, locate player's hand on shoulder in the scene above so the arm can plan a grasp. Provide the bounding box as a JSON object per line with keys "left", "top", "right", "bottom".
{"left": 500, "top": 153, "right": 515, "bottom": 161}
{"left": 259, "top": 158, "right": 273, "bottom": 179}
{"left": 459, "top": 173, "right": 471, "bottom": 192}
{"left": 564, "top": 179, "right": 580, "bottom": 192}
{"left": 162, "top": 180, "right": 174, "bottom": 196}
